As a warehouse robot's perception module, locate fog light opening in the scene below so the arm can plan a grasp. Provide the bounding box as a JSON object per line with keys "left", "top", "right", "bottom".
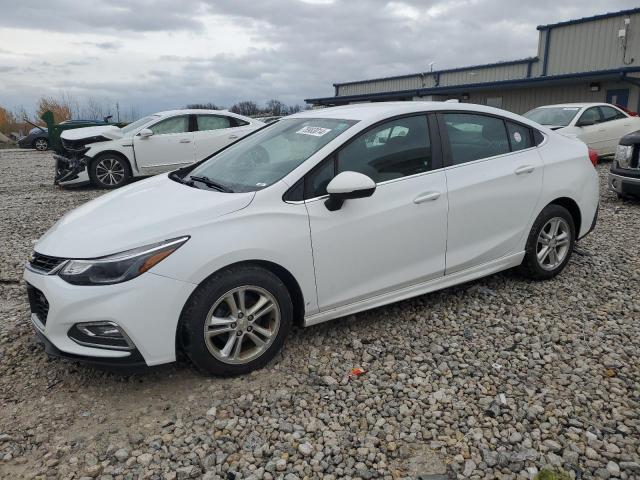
{"left": 68, "top": 322, "right": 135, "bottom": 351}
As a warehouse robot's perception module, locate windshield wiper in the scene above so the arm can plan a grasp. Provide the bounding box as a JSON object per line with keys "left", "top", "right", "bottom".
{"left": 188, "top": 175, "right": 234, "bottom": 193}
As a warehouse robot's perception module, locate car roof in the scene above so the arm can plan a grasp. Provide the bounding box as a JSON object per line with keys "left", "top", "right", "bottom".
{"left": 289, "top": 101, "right": 532, "bottom": 124}
{"left": 154, "top": 109, "right": 250, "bottom": 118}
{"left": 531, "top": 102, "right": 610, "bottom": 109}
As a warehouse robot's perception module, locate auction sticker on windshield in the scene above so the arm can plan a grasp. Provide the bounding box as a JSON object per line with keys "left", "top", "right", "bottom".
{"left": 296, "top": 126, "right": 332, "bottom": 137}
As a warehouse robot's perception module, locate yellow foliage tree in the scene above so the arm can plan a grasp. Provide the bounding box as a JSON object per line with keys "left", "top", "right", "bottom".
{"left": 36, "top": 96, "right": 72, "bottom": 123}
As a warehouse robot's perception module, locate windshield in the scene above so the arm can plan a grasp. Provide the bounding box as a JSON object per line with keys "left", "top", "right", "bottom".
{"left": 120, "top": 115, "right": 157, "bottom": 134}
{"left": 524, "top": 107, "right": 581, "bottom": 127}
{"left": 185, "top": 117, "right": 358, "bottom": 192}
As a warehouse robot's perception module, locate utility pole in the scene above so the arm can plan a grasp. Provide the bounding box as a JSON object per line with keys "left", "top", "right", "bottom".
{"left": 116, "top": 102, "right": 120, "bottom": 123}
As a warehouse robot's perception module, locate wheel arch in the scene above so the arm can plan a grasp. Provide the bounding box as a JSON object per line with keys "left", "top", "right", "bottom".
{"left": 175, "top": 259, "right": 306, "bottom": 356}
{"left": 90, "top": 149, "right": 133, "bottom": 171}
{"left": 547, "top": 197, "right": 581, "bottom": 236}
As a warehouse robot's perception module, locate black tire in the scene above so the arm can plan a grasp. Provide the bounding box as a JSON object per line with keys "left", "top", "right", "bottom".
{"left": 180, "top": 265, "right": 293, "bottom": 376}
{"left": 89, "top": 154, "right": 131, "bottom": 189}
{"left": 519, "top": 204, "right": 575, "bottom": 280}
{"left": 33, "top": 138, "right": 48, "bottom": 151}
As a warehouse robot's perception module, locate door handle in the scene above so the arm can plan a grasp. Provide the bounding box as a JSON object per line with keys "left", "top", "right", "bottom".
{"left": 179, "top": 139, "right": 192, "bottom": 143}
{"left": 515, "top": 165, "right": 535, "bottom": 175}
{"left": 228, "top": 135, "right": 239, "bottom": 140}
{"left": 413, "top": 192, "right": 440, "bottom": 204}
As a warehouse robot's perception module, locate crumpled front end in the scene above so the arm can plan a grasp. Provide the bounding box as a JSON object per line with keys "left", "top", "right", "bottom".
{"left": 55, "top": 136, "right": 106, "bottom": 185}
{"left": 54, "top": 152, "right": 90, "bottom": 185}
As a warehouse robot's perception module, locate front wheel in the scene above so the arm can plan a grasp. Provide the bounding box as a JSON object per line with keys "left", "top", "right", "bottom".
{"left": 34, "top": 138, "right": 48, "bottom": 151}
{"left": 519, "top": 205, "right": 575, "bottom": 280}
{"left": 180, "top": 266, "right": 292, "bottom": 376}
{"left": 89, "top": 154, "right": 131, "bottom": 189}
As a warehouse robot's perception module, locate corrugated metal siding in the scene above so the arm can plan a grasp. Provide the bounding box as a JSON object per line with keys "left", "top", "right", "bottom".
{"left": 439, "top": 63, "right": 529, "bottom": 86}
{"left": 337, "top": 75, "right": 436, "bottom": 96}
{"left": 546, "top": 13, "right": 640, "bottom": 75}
{"left": 466, "top": 80, "right": 638, "bottom": 114}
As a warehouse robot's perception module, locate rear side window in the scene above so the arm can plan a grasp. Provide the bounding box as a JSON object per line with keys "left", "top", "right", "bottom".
{"left": 232, "top": 118, "right": 250, "bottom": 127}
{"left": 442, "top": 113, "right": 510, "bottom": 165}
{"left": 337, "top": 115, "right": 432, "bottom": 183}
{"left": 506, "top": 121, "right": 533, "bottom": 151}
{"left": 599, "top": 106, "right": 626, "bottom": 122}
{"left": 197, "top": 115, "right": 231, "bottom": 131}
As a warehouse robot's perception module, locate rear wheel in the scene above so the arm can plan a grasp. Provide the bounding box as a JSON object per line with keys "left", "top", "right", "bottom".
{"left": 89, "top": 154, "right": 131, "bottom": 189}
{"left": 180, "top": 266, "right": 292, "bottom": 376}
{"left": 34, "top": 138, "right": 48, "bottom": 151}
{"left": 520, "top": 205, "right": 575, "bottom": 280}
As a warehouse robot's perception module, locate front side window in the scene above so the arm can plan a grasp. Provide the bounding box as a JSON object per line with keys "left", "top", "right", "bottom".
{"left": 121, "top": 115, "right": 157, "bottom": 135}
{"left": 149, "top": 116, "right": 189, "bottom": 135}
{"left": 196, "top": 115, "right": 231, "bottom": 131}
{"left": 337, "top": 115, "right": 431, "bottom": 183}
{"left": 599, "top": 106, "right": 626, "bottom": 122}
{"left": 185, "top": 118, "right": 357, "bottom": 193}
{"left": 523, "top": 107, "right": 580, "bottom": 127}
{"left": 443, "top": 113, "right": 510, "bottom": 165}
{"left": 578, "top": 107, "right": 602, "bottom": 125}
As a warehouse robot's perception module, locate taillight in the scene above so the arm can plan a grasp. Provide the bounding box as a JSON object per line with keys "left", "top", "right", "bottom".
{"left": 588, "top": 148, "right": 598, "bottom": 167}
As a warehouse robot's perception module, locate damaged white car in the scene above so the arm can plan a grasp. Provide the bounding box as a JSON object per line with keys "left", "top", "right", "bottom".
{"left": 55, "top": 110, "right": 264, "bottom": 189}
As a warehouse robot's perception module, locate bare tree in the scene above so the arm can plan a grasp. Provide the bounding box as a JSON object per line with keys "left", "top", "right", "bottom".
{"left": 230, "top": 101, "right": 260, "bottom": 117}
{"left": 186, "top": 102, "right": 224, "bottom": 110}
{"left": 265, "top": 99, "right": 286, "bottom": 116}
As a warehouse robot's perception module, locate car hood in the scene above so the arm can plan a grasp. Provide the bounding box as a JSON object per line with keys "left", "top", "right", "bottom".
{"left": 35, "top": 174, "right": 255, "bottom": 258}
{"left": 61, "top": 125, "right": 124, "bottom": 141}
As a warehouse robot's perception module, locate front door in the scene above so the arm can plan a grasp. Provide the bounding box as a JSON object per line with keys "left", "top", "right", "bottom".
{"left": 438, "top": 112, "right": 543, "bottom": 273}
{"left": 574, "top": 106, "right": 608, "bottom": 154}
{"left": 133, "top": 115, "right": 195, "bottom": 172}
{"left": 606, "top": 88, "right": 629, "bottom": 108}
{"left": 304, "top": 114, "right": 448, "bottom": 311}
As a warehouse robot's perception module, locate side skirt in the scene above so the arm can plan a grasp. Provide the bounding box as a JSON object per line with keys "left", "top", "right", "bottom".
{"left": 303, "top": 251, "right": 525, "bottom": 327}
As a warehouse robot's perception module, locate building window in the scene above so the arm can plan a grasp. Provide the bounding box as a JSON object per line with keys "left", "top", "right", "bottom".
{"left": 486, "top": 97, "right": 503, "bottom": 108}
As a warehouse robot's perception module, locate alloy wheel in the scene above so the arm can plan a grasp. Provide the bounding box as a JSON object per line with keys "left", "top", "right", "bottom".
{"left": 95, "top": 158, "right": 125, "bottom": 186}
{"left": 34, "top": 139, "right": 48, "bottom": 151}
{"left": 536, "top": 217, "right": 571, "bottom": 271}
{"left": 203, "top": 286, "right": 281, "bottom": 365}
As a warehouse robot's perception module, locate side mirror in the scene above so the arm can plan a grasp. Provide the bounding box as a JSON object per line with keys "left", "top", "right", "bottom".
{"left": 325, "top": 171, "right": 376, "bottom": 211}
{"left": 138, "top": 128, "right": 153, "bottom": 138}
{"left": 576, "top": 119, "right": 595, "bottom": 127}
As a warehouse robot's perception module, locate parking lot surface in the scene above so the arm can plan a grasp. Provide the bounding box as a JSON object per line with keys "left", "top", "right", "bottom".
{"left": 0, "top": 150, "right": 638, "bottom": 480}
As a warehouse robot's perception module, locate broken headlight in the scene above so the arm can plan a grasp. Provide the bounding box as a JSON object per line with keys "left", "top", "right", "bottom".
{"left": 59, "top": 237, "right": 189, "bottom": 286}
{"left": 615, "top": 144, "right": 633, "bottom": 169}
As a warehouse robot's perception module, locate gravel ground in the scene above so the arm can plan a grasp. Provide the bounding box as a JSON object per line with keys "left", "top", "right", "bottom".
{"left": 0, "top": 150, "right": 638, "bottom": 480}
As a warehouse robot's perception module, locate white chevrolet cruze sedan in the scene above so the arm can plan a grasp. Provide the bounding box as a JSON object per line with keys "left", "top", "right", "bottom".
{"left": 25, "top": 102, "right": 599, "bottom": 375}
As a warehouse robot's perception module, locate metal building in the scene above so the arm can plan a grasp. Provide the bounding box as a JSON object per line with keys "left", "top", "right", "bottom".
{"left": 305, "top": 8, "right": 640, "bottom": 114}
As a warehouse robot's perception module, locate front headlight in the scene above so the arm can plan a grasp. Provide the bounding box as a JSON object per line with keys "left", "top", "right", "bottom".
{"left": 59, "top": 236, "right": 189, "bottom": 286}
{"left": 615, "top": 144, "right": 633, "bottom": 169}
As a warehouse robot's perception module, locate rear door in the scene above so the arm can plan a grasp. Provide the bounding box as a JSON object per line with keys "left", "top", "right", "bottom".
{"left": 133, "top": 115, "right": 194, "bottom": 171}
{"left": 438, "top": 112, "right": 543, "bottom": 274}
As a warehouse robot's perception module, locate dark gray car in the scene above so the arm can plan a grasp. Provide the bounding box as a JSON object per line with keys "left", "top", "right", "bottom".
{"left": 18, "top": 127, "right": 49, "bottom": 151}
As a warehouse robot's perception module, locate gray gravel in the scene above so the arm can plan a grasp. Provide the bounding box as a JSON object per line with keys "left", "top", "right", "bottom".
{"left": 0, "top": 150, "right": 639, "bottom": 480}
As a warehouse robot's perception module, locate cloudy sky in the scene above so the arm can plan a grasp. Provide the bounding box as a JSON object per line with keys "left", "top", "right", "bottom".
{"left": 0, "top": 0, "right": 638, "bottom": 117}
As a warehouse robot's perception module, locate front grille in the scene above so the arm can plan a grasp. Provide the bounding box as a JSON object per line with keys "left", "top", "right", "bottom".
{"left": 29, "top": 252, "right": 66, "bottom": 274}
{"left": 26, "top": 284, "right": 49, "bottom": 326}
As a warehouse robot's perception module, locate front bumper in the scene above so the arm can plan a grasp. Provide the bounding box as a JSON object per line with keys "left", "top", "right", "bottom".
{"left": 609, "top": 171, "right": 640, "bottom": 197}
{"left": 54, "top": 154, "right": 91, "bottom": 186}
{"left": 23, "top": 267, "right": 197, "bottom": 366}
